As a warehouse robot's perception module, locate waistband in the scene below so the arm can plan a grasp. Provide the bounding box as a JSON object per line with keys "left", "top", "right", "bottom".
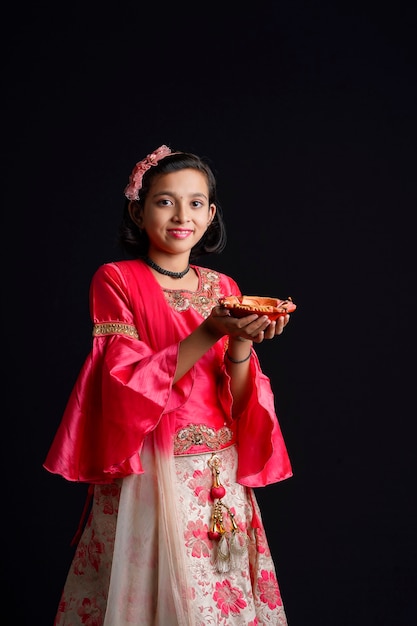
{"left": 173, "top": 424, "right": 235, "bottom": 456}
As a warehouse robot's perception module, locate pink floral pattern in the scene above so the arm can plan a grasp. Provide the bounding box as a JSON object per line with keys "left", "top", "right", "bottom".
{"left": 188, "top": 467, "right": 212, "bottom": 505}
{"left": 258, "top": 569, "right": 283, "bottom": 610}
{"left": 54, "top": 484, "right": 119, "bottom": 625}
{"left": 184, "top": 519, "right": 212, "bottom": 558}
{"left": 54, "top": 448, "right": 288, "bottom": 625}
{"left": 77, "top": 598, "right": 103, "bottom": 625}
{"left": 213, "top": 579, "right": 247, "bottom": 617}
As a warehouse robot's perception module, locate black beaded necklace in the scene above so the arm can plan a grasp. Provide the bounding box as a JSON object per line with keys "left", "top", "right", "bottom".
{"left": 144, "top": 256, "right": 190, "bottom": 279}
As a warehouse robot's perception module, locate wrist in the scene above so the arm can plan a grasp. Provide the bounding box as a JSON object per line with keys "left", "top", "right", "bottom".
{"left": 230, "top": 336, "right": 252, "bottom": 343}
{"left": 225, "top": 348, "right": 252, "bottom": 364}
{"left": 201, "top": 318, "right": 225, "bottom": 342}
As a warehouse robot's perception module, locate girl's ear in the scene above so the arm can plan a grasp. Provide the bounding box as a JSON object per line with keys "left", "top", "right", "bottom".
{"left": 128, "top": 201, "right": 143, "bottom": 228}
{"left": 207, "top": 203, "right": 216, "bottom": 226}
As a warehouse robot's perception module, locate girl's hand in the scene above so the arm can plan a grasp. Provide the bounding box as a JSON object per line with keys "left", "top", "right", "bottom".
{"left": 205, "top": 307, "right": 290, "bottom": 344}
{"left": 263, "top": 313, "right": 290, "bottom": 340}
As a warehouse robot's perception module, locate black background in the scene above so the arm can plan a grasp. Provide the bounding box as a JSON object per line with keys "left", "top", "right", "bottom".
{"left": 3, "top": 1, "right": 416, "bottom": 624}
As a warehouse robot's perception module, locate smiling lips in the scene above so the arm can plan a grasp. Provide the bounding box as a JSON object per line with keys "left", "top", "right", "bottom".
{"left": 168, "top": 229, "right": 194, "bottom": 239}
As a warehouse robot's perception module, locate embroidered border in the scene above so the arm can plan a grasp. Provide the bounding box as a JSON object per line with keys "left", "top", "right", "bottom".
{"left": 163, "top": 268, "right": 223, "bottom": 319}
{"left": 174, "top": 424, "right": 234, "bottom": 455}
{"left": 93, "top": 322, "right": 139, "bottom": 339}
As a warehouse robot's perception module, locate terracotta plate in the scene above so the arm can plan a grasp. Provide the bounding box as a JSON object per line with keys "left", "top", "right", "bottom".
{"left": 219, "top": 295, "right": 297, "bottom": 321}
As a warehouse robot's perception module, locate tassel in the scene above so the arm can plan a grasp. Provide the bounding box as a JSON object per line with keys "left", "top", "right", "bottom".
{"left": 207, "top": 453, "right": 247, "bottom": 573}
{"left": 229, "top": 530, "right": 247, "bottom": 558}
{"left": 215, "top": 534, "right": 231, "bottom": 573}
{"left": 228, "top": 537, "right": 238, "bottom": 571}
{"left": 248, "top": 488, "right": 262, "bottom": 529}
{"left": 208, "top": 454, "right": 226, "bottom": 500}
{"left": 70, "top": 484, "right": 94, "bottom": 547}
{"left": 208, "top": 501, "right": 226, "bottom": 540}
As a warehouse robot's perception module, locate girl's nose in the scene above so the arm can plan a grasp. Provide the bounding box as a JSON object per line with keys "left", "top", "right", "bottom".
{"left": 173, "top": 203, "right": 190, "bottom": 222}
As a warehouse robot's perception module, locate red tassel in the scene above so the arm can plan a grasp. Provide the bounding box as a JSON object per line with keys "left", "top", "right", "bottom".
{"left": 248, "top": 489, "right": 262, "bottom": 529}
{"left": 70, "top": 484, "right": 94, "bottom": 547}
{"left": 209, "top": 454, "right": 226, "bottom": 500}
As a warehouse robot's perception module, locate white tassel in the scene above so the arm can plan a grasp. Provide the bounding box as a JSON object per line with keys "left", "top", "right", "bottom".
{"left": 229, "top": 532, "right": 247, "bottom": 570}
{"left": 215, "top": 534, "right": 231, "bottom": 573}
{"left": 230, "top": 531, "right": 247, "bottom": 556}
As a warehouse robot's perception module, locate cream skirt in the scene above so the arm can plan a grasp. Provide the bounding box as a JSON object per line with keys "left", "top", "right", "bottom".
{"left": 54, "top": 445, "right": 288, "bottom": 625}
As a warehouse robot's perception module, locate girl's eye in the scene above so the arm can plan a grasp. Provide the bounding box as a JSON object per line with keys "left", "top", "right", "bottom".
{"left": 158, "top": 199, "right": 173, "bottom": 207}
{"left": 192, "top": 200, "right": 203, "bottom": 208}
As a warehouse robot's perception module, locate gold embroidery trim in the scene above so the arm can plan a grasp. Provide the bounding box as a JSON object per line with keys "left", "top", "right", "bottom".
{"left": 93, "top": 322, "right": 139, "bottom": 339}
{"left": 174, "top": 424, "right": 234, "bottom": 455}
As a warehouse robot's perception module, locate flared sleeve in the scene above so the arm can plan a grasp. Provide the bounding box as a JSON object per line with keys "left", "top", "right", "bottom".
{"left": 43, "top": 261, "right": 193, "bottom": 483}
{"left": 217, "top": 274, "right": 293, "bottom": 487}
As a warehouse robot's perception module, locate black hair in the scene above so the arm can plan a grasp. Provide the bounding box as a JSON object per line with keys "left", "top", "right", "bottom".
{"left": 118, "top": 151, "right": 227, "bottom": 261}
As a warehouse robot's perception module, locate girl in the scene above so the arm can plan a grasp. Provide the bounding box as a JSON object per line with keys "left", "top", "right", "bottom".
{"left": 44, "top": 145, "right": 293, "bottom": 625}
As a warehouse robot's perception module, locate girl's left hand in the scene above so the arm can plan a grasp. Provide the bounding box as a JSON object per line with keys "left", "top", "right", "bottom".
{"left": 263, "top": 313, "right": 290, "bottom": 340}
{"left": 207, "top": 306, "right": 290, "bottom": 344}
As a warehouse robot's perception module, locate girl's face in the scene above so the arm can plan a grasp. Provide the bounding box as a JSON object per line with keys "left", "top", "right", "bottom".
{"left": 134, "top": 168, "right": 216, "bottom": 259}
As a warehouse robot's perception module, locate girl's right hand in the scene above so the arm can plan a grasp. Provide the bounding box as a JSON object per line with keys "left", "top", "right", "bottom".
{"left": 204, "top": 306, "right": 272, "bottom": 343}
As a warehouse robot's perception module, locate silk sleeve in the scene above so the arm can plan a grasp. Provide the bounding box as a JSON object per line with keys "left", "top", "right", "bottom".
{"left": 216, "top": 275, "right": 293, "bottom": 487}
{"left": 43, "top": 263, "right": 191, "bottom": 483}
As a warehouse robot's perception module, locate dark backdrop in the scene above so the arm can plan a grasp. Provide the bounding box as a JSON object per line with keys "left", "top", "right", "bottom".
{"left": 3, "top": 2, "right": 416, "bottom": 624}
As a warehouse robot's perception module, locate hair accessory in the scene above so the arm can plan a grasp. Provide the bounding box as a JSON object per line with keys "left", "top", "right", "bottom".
{"left": 144, "top": 256, "right": 190, "bottom": 279}
{"left": 124, "top": 145, "right": 172, "bottom": 200}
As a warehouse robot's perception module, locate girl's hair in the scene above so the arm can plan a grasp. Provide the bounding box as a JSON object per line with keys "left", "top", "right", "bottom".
{"left": 118, "top": 152, "right": 227, "bottom": 260}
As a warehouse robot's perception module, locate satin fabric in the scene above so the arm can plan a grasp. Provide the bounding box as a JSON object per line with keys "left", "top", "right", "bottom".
{"left": 43, "top": 259, "right": 292, "bottom": 487}
{"left": 45, "top": 259, "right": 293, "bottom": 625}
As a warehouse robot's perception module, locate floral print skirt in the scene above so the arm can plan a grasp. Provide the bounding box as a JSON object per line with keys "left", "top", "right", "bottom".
{"left": 54, "top": 445, "right": 288, "bottom": 625}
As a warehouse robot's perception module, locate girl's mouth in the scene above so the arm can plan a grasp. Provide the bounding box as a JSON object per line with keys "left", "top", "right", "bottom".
{"left": 168, "top": 229, "right": 193, "bottom": 239}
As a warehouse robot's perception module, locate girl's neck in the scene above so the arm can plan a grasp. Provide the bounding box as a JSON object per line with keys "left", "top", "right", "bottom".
{"left": 150, "top": 265, "right": 199, "bottom": 291}
{"left": 144, "top": 255, "right": 190, "bottom": 279}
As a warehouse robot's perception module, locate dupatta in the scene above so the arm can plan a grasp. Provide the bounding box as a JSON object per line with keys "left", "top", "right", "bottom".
{"left": 101, "top": 259, "right": 195, "bottom": 625}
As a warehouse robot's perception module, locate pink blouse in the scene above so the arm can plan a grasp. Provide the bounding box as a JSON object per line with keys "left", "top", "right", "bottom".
{"left": 43, "top": 259, "right": 292, "bottom": 487}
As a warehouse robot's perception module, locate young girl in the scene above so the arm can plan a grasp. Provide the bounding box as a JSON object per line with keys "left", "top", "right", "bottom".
{"left": 44, "top": 145, "right": 293, "bottom": 625}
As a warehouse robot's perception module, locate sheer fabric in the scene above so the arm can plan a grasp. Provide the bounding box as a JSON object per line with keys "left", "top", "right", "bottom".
{"left": 45, "top": 259, "right": 292, "bottom": 625}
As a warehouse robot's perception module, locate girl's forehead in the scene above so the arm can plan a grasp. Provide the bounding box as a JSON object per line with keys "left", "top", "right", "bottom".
{"left": 151, "top": 168, "right": 208, "bottom": 191}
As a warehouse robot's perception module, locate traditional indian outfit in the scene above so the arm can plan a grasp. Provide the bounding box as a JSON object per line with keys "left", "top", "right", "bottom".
{"left": 44, "top": 259, "right": 293, "bottom": 626}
